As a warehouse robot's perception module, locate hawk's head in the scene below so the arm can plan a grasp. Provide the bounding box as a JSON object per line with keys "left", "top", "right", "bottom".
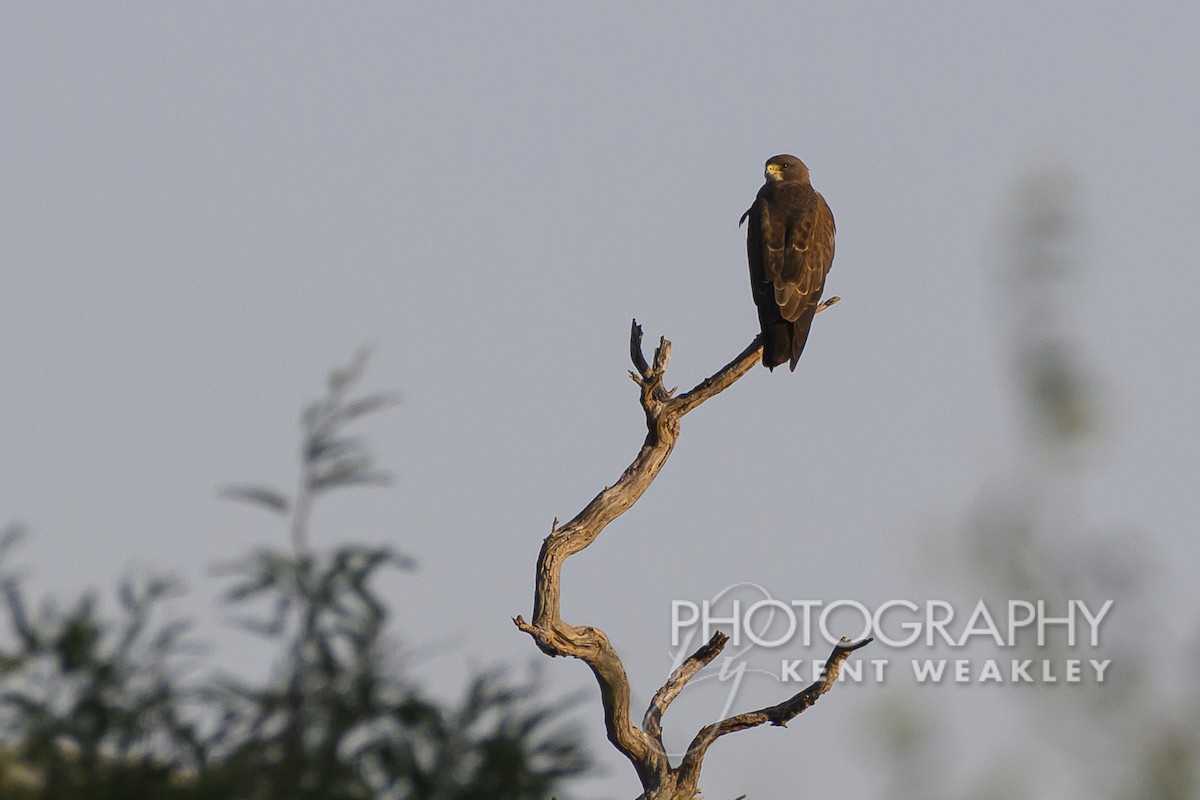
{"left": 764, "top": 154, "right": 810, "bottom": 184}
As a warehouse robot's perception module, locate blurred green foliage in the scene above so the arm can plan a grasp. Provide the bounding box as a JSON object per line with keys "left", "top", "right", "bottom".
{"left": 0, "top": 351, "right": 589, "bottom": 799}
{"left": 868, "top": 167, "right": 1197, "bottom": 800}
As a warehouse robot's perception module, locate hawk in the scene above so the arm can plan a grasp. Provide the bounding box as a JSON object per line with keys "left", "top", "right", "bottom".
{"left": 740, "top": 154, "right": 836, "bottom": 371}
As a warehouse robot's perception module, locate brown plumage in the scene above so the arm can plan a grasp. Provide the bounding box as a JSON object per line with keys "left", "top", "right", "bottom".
{"left": 740, "top": 154, "right": 836, "bottom": 371}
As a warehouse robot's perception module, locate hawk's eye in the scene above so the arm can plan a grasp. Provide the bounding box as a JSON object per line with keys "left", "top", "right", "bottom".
{"left": 781, "top": 163, "right": 790, "bottom": 169}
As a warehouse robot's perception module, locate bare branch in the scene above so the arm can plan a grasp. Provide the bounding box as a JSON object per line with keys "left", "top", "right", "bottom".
{"left": 818, "top": 295, "right": 841, "bottom": 312}
{"left": 675, "top": 637, "right": 872, "bottom": 788}
{"left": 643, "top": 631, "right": 729, "bottom": 741}
{"left": 516, "top": 311, "right": 859, "bottom": 799}
{"left": 672, "top": 336, "right": 763, "bottom": 416}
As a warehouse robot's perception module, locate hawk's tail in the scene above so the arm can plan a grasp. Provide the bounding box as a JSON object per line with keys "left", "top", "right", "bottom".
{"left": 786, "top": 315, "right": 815, "bottom": 371}
{"left": 763, "top": 312, "right": 816, "bottom": 371}
{"left": 762, "top": 323, "right": 796, "bottom": 371}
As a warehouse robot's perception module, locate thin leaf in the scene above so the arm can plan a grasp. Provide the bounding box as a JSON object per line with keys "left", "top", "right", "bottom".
{"left": 220, "top": 485, "right": 292, "bottom": 514}
{"left": 330, "top": 392, "right": 400, "bottom": 425}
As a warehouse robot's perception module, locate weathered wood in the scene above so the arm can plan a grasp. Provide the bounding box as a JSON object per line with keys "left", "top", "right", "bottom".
{"left": 514, "top": 309, "right": 864, "bottom": 800}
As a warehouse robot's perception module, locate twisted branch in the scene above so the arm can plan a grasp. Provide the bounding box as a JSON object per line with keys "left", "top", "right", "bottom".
{"left": 515, "top": 305, "right": 861, "bottom": 799}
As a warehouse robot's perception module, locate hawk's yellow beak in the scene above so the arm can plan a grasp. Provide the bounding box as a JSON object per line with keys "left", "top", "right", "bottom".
{"left": 765, "top": 164, "right": 782, "bottom": 180}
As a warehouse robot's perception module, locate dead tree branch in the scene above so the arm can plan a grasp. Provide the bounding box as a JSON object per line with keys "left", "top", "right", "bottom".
{"left": 514, "top": 307, "right": 863, "bottom": 800}
{"left": 674, "top": 636, "right": 871, "bottom": 789}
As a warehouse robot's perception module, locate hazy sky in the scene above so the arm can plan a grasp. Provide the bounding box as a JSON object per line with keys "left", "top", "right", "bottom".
{"left": 3, "top": 4, "right": 1198, "bottom": 798}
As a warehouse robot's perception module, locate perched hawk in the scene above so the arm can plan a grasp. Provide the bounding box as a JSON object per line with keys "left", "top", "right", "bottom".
{"left": 740, "top": 154, "right": 836, "bottom": 371}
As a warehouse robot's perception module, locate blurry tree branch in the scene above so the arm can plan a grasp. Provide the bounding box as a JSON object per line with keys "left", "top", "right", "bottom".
{"left": 213, "top": 349, "right": 589, "bottom": 800}
{"left": 867, "top": 166, "right": 1197, "bottom": 800}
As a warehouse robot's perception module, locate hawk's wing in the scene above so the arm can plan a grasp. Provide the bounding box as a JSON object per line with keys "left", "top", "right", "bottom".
{"left": 762, "top": 183, "right": 835, "bottom": 323}
{"left": 744, "top": 183, "right": 836, "bottom": 370}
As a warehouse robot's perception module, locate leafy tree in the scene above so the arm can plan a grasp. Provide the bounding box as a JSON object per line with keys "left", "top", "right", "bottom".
{"left": 0, "top": 525, "right": 200, "bottom": 800}
{"left": 0, "top": 351, "right": 590, "bottom": 799}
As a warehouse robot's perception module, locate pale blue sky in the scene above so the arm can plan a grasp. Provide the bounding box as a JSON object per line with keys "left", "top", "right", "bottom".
{"left": 3, "top": 4, "right": 1198, "bottom": 798}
